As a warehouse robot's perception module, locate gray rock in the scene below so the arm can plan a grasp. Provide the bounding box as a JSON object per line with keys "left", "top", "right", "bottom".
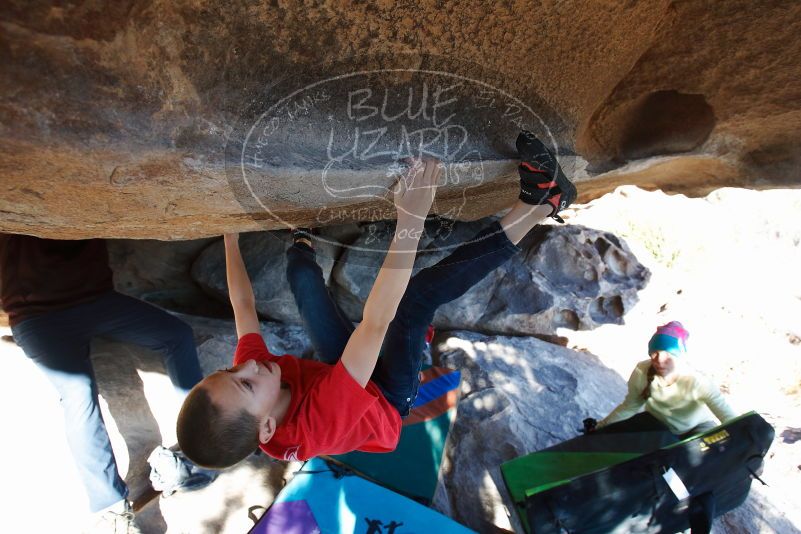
{"left": 190, "top": 232, "right": 340, "bottom": 323}
{"left": 331, "top": 219, "right": 650, "bottom": 334}
{"left": 107, "top": 237, "right": 229, "bottom": 317}
{"left": 184, "top": 313, "right": 316, "bottom": 373}
{"left": 430, "top": 331, "right": 627, "bottom": 531}
{"left": 717, "top": 487, "right": 801, "bottom": 534}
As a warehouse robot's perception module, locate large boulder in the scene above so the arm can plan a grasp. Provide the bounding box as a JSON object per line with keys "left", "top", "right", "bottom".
{"left": 2, "top": 1, "right": 800, "bottom": 239}
{"left": 430, "top": 331, "right": 626, "bottom": 532}
{"left": 332, "top": 218, "right": 650, "bottom": 335}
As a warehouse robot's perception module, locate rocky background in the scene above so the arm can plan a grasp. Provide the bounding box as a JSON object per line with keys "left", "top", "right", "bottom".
{"left": 3, "top": 187, "right": 800, "bottom": 533}
{"left": 2, "top": 0, "right": 801, "bottom": 239}
{"left": 2, "top": 1, "right": 801, "bottom": 533}
{"left": 182, "top": 218, "right": 649, "bottom": 334}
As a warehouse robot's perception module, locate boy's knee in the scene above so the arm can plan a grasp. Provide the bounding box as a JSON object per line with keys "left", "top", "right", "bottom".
{"left": 175, "top": 321, "right": 195, "bottom": 343}
{"left": 286, "top": 256, "right": 321, "bottom": 288}
{"left": 161, "top": 319, "right": 195, "bottom": 350}
{"left": 396, "top": 293, "right": 427, "bottom": 323}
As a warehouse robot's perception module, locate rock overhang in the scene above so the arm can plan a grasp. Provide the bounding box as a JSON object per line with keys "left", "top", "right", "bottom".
{"left": 2, "top": 0, "right": 800, "bottom": 239}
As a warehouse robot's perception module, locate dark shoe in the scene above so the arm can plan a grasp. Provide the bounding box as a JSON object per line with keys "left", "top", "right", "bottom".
{"left": 291, "top": 227, "right": 315, "bottom": 247}
{"left": 516, "top": 130, "right": 577, "bottom": 223}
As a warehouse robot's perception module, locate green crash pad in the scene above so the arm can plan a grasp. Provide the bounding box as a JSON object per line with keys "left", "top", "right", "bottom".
{"left": 500, "top": 411, "right": 774, "bottom": 534}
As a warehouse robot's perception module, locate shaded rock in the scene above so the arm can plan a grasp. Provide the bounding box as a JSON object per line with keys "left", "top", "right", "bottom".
{"left": 332, "top": 218, "right": 650, "bottom": 334}
{"left": 328, "top": 218, "right": 459, "bottom": 319}
{"left": 430, "top": 331, "right": 626, "bottom": 531}
{"left": 107, "top": 237, "right": 230, "bottom": 317}
{"left": 190, "top": 232, "right": 340, "bottom": 324}
{"left": 184, "top": 313, "right": 315, "bottom": 371}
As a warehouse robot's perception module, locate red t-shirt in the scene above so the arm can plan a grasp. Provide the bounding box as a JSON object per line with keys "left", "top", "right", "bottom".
{"left": 233, "top": 333, "right": 402, "bottom": 461}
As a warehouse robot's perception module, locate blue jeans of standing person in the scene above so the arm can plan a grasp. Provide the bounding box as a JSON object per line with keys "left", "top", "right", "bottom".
{"left": 286, "top": 220, "right": 521, "bottom": 416}
{"left": 10, "top": 290, "right": 203, "bottom": 513}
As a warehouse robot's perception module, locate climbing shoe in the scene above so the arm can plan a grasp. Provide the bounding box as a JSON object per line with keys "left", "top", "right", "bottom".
{"left": 516, "top": 130, "right": 577, "bottom": 223}
{"left": 291, "top": 227, "right": 315, "bottom": 247}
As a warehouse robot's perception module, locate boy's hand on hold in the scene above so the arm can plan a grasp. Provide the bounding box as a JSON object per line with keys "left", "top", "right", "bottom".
{"left": 393, "top": 157, "right": 441, "bottom": 223}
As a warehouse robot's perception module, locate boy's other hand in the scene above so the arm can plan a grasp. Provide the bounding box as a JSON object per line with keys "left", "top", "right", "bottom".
{"left": 393, "top": 157, "right": 441, "bottom": 222}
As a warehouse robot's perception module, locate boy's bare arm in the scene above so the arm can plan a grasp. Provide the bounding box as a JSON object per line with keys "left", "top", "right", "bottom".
{"left": 223, "top": 233, "right": 261, "bottom": 338}
{"left": 340, "top": 158, "right": 441, "bottom": 387}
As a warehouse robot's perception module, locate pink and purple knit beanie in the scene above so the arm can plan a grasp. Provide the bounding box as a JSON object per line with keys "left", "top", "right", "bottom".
{"left": 648, "top": 321, "right": 689, "bottom": 356}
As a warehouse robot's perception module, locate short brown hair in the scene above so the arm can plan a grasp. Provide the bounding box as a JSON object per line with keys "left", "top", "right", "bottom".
{"left": 177, "top": 386, "right": 260, "bottom": 469}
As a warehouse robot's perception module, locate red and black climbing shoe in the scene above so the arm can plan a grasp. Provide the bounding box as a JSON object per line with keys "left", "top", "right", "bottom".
{"left": 516, "top": 130, "right": 577, "bottom": 223}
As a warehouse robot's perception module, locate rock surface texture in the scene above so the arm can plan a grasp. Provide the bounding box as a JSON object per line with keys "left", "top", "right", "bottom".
{"left": 2, "top": 1, "right": 800, "bottom": 239}
{"left": 430, "top": 331, "right": 626, "bottom": 532}
{"left": 333, "top": 218, "right": 651, "bottom": 334}
{"left": 190, "top": 231, "right": 340, "bottom": 324}
{"left": 107, "top": 237, "right": 228, "bottom": 317}
{"left": 187, "top": 217, "right": 650, "bottom": 335}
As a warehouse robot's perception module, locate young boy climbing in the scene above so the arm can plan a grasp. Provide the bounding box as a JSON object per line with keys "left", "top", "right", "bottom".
{"left": 177, "top": 131, "right": 577, "bottom": 468}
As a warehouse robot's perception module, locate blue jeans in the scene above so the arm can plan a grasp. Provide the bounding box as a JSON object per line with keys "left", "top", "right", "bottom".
{"left": 10, "top": 290, "right": 203, "bottom": 512}
{"left": 287, "top": 220, "right": 521, "bottom": 416}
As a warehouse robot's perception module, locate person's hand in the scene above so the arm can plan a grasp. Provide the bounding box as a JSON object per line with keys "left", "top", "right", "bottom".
{"left": 223, "top": 233, "right": 239, "bottom": 244}
{"left": 392, "top": 157, "right": 441, "bottom": 223}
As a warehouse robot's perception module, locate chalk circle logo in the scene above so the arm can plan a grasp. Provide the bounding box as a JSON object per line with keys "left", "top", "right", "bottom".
{"left": 225, "top": 54, "right": 562, "bottom": 265}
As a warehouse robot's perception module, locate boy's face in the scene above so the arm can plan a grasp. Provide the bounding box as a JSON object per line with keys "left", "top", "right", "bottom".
{"left": 201, "top": 358, "right": 283, "bottom": 442}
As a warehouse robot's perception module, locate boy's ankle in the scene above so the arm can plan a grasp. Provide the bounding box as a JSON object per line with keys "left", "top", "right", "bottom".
{"left": 291, "top": 228, "right": 315, "bottom": 250}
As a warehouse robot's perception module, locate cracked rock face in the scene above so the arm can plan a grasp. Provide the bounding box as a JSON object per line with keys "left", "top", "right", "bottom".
{"left": 331, "top": 218, "right": 650, "bottom": 335}
{"left": 2, "top": 1, "right": 800, "bottom": 239}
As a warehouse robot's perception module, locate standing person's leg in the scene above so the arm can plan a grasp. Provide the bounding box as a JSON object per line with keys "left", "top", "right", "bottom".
{"left": 89, "top": 291, "right": 202, "bottom": 394}
{"left": 286, "top": 241, "right": 355, "bottom": 364}
{"left": 87, "top": 291, "right": 218, "bottom": 495}
{"left": 11, "top": 312, "right": 128, "bottom": 513}
{"left": 373, "top": 204, "right": 553, "bottom": 415}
